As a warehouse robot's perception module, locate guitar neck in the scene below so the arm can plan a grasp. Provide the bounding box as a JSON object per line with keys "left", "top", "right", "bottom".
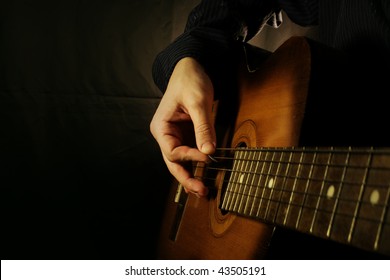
{"left": 217, "top": 146, "right": 390, "bottom": 256}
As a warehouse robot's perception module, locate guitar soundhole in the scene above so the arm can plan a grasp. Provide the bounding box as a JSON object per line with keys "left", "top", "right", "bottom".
{"left": 207, "top": 144, "right": 240, "bottom": 236}
{"left": 207, "top": 138, "right": 249, "bottom": 236}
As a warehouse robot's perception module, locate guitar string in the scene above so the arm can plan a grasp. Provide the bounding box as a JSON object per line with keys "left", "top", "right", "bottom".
{"left": 197, "top": 147, "right": 390, "bottom": 190}
{"left": 208, "top": 157, "right": 390, "bottom": 172}
{"left": 196, "top": 166, "right": 390, "bottom": 207}
{"left": 215, "top": 146, "right": 390, "bottom": 154}
{"left": 208, "top": 148, "right": 390, "bottom": 172}
{"left": 190, "top": 159, "right": 389, "bottom": 225}
{"left": 186, "top": 159, "right": 389, "bottom": 248}
{"left": 187, "top": 147, "right": 390, "bottom": 225}
{"left": 203, "top": 165, "right": 390, "bottom": 189}
{"left": 197, "top": 172, "right": 389, "bottom": 226}
{"left": 200, "top": 173, "right": 389, "bottom": 211}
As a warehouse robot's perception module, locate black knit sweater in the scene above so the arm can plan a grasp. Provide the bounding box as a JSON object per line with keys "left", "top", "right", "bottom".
{"left": 152, "top": 0, "right": 390, "bottom": 94}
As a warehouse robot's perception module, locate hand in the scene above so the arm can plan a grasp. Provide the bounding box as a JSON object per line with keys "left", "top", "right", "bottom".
{"left": 150, "top": 57, "right": 216, "bottom": 197}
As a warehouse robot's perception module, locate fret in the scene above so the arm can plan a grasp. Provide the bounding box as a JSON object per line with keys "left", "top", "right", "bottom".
{"left": 353, "top": 183, "right": 390, "bottom": 252}
{"left": 256, "top": 149, "right": 276, "bottom": 220}
{"left": 242, "top": 149, "right": 262, "bottom": 216}
{"left": 275, "top": 150, "right": 295, "bottom": 226}
{"left": 372, "top": 151, "right": 390, "bottom": 254}
{"left": 326, "top": 149, "right": 350, "bottom": 238}
{"left": 236, "top": 149, "right": 255, "bottom": 213}
{"left": 233, "top": 148, "right": 253, "bottom": 212}
{"left": 311, "top": 150, "right": 333, "bottom": 238}
{"left": 236, "top": 149, "right": 251, "bottom": 209}
{"left": 236, "top": 149, "right": 248, "bottom": 205}
{"left": 376, "top": 186, "right": 390, "bottom": 253}
{"left": 264, "top": 150, "right": 284, "bottom": 221}
{"left": 250, "top": 150, "right": 270, "bottom": 217}
{"left": 222, "top": 149, "right": 244, "bottom": 210}
{"left": 314, "top": 148, "right": 349, "bottom": 238}
{"left": 295, "top": 150, "right": 316, "bottom": 229}
{"left": 352, "top": 150, "right": 390, "bottom": 253}
{"left": 266, "top": 150, "right": 289, "bottom": 223}
{"left": 218, "top": 147, "right": 390, "bottom": 255}
{"left": 330, "top": 150, "right": 370, "bottom": 244}
{"left": 283, "top": 150, "right": 305, "bottom": 228}
{"left": 296, "top": 149, "right": 317, "bottom": 232}
{"left": 348, "top": 148, "right": 373, "bottom": 244}
{"left": 298, "top": 149, "right": 327, "bottom": 233}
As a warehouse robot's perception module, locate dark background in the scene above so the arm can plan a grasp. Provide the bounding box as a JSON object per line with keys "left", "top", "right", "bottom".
{"left": 1, "top": 0, "right": 192, "bottom": 259}
{"left": 4, "top": 0, "right": 384, "bottom": 260}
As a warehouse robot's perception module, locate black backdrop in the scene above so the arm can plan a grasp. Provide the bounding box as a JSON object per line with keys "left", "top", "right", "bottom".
{"left": 2, "top": 0, "right": 389, "bottom": 261}
{"left": 0, "top": 0, "right": 188, "bottom": 259}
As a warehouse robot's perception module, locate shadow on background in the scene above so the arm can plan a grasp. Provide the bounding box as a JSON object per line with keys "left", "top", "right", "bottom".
{"left": 0, "top": 0, "right": 182, "bottom": 259}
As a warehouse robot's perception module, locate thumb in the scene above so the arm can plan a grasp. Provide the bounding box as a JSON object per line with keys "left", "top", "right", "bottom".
{"left": 191, "top": 108, "right": 216, "bottom": 155}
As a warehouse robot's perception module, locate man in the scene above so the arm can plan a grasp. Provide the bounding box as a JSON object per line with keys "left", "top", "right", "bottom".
{"left": 150, "top": 0, "right": 390, "bottom": 197}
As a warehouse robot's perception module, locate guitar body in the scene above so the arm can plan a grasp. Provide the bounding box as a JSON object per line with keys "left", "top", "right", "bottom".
{"left": 156, "top": 37, "right": 390, "bottom": 259}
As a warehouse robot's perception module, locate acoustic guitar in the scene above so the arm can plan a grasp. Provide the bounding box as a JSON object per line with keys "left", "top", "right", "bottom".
{"left": 156, "top": 36, "right": 390, "bottom": 259}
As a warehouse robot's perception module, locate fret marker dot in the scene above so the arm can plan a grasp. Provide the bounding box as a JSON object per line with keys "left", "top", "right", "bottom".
{"left": 239, "top": 174, "right": 245, "bottom": 184}
{"left": 370, "top": 190, "right": 380, "bottom": 205}
{"left": 268, "top": 177, "right": 274, "bottom": 188}
{"left": 327, "top": 185, "right": 335, "bottom": 199}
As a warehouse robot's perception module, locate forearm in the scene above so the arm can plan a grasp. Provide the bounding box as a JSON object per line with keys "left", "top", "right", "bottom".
{"left": 153, "top": 0, "right": 277, "bottom": 92}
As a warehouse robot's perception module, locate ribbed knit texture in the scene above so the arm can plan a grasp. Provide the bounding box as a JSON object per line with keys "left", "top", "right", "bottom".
{"left": 152, "top": 0, "right": 390, "bottom": 94}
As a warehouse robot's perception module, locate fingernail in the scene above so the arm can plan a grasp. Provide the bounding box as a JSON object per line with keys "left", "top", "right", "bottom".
{"left": 201, "top": 142, "right": 215, "bottom": 154}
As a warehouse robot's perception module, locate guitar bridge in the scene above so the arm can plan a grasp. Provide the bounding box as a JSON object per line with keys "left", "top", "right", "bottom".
{"left": 169, "top": 183, "right": 188, "bottom": 241}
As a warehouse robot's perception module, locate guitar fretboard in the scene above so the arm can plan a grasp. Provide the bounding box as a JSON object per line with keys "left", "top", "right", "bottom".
{"left": 218, "top": 147, "right": 390, "bottom": 256}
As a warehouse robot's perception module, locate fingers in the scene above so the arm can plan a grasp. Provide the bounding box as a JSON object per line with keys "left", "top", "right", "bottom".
{"left": 163, "top": 153, "right": 209, "bottom": 197}
{"left": 150, "top": 116, "right": 210, "bottom": 196}
{"left": 150, "top": 57, "right": 216, "bottom": 197}
{"left": 179, "top": 58, "right": 216, "bottom": 156}
{"left": 190, "top": 107, "right": 216, "bottom": 155}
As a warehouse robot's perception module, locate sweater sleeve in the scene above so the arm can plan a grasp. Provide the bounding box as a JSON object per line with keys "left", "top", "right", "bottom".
{"left": 152, "top": 0, "right": 318, "bottom": 94}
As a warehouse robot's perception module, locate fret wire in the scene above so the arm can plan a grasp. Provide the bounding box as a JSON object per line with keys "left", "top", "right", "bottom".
{"left": 209, "top": 147, "right": 390, "bottom": 172}
{"left": 197, "top": 148, "right": 390, "bottom": 251}
{"left": 255, "top": 150, "right": 272, "bottom": 218}
{"left": 256, "top": 150, "right": 275, "bottom": 219}
{"left": 243, "top": 149, "right": 261, "bottom": 215}
{"left": 217, "top": 183, "right": 390, "bottom": 226}
{"left": 201, "top": 173, "right": 390, "bottom": 209}
{"left": 236, "top": 149, "right": 255, "bottom": 213}
{"left": 326, "top": 147, "right": 351, "bottom": 237}
{"left": 374, "top": 185, "right": 390, "bottom": 250}
{"left": 222, "top": 150, "right": 241, "bottom": 209}
{"left": 348, "top": 147, "right": 373, "bottom": 243}
{"left": 295, "top": 148, "right": 317, "bottom": 229}
{"left": 229, "top": 150, "right": 246, "bottom": 210}
{"left": 248, "top": 199, "right": 388, "bottom": 226}
{"left": 218, "top": 183, "right": 390, "bottom": 225}
{"left": 204, "top": 166, "right": 390, "bottom": 190}
{"left": 249, "top": 150, "right": 266, "bottom": 216}
{"left": 310, "top": 150, "right": 333, "bottom": 233}
{"left": 263, "top": 149, "right": 276, "bottom": 219}
{"left": 326, "top": 147, "right": 350, "bottom": 237}
{"left": 284, "top": 148, "right": 305, "bottom": 226}
{"left": 201, "top": 157, "right": 390, "bottom": 205}
{"left": 270, "top": 150, "right": 287, "bottom": 223}
{"left": 273, "top": 150, "right": 294, "bottom": 224}
{"left": 208, "top": 157, "right": 390, "bottom": 172}
{"left": 206, "top": 168, "right": 390, "bottom": 227}
{"left": 264, "top": 151, "right": 282, "bottom": 219}
{"left": 231, "top": 149, "right": 247, "bottom": 211}
{"left": 215, "top": 147, "right": 390, "bottom": 155}
{"left": 201, "top": 147, "right": 390, "bottom": 230}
